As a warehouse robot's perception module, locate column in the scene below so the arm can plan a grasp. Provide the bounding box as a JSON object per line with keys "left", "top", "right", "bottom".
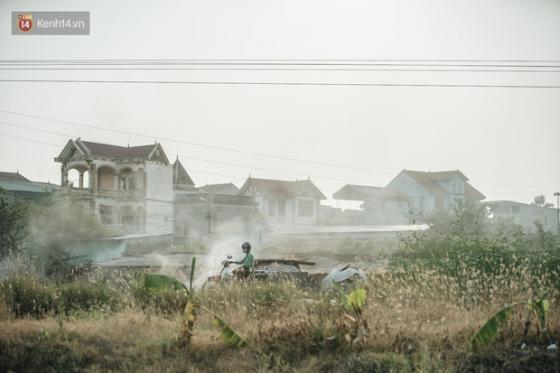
{"left": 60, "top": 164, "right": 68, "bottom": 187}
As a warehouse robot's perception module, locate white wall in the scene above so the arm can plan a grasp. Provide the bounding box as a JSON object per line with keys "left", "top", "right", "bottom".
{"left": 144, "top": 161, "right": 173, "bottom": 234}
{"left": 493, "top": 203, "right": 558, "bottom": 233}
{"left": 388, "top": 174, "right": 432, "bottom": 214}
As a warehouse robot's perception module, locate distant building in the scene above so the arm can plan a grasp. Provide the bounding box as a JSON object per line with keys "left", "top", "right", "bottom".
{"left": 238, "top": 177, "right": 326, "bottom": 229}
{"left": 318, "top": 205, "right": 365, "bottom": 226}
{"left": 172, "top": 158, "right": 195, "bottom": 194}
{"left": 173, "top": 188, "right": 262, "bottom": 242}
{"left": 0, "top": 171, "right": 59, "bottom": 200}
{"left": 197, "top": 182, "right": 240, "bottom": 195}
{"left": 487, "top": 200, "right": 558, "bottom": 233}
{"left": 334, "top": 169, "right": 485, "bottom": 224}
{"left": 55, "top": 138, "right": 174, "bottom": 235}
{"left": 333, "top": 184, "right": 409, "bottom": 224}
{"left": 386, "top": 170, "right": 485, "bottom": 215}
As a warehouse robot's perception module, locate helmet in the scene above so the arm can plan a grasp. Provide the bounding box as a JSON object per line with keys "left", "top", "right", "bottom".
{"left": 241, "top": 242, "right": 251, "bottom": 252}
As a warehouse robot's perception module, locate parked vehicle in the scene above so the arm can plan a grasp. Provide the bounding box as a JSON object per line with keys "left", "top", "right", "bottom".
{"left": 205, "top": 257, "right": 316, "bottom": 287}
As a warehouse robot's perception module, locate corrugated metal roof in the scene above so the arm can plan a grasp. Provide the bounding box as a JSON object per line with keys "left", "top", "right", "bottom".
{"left": 0, "top": 172, "right": 29, "bottom": 182}
{"left": 0, "top": 180, "right": 59, "bottom": 193}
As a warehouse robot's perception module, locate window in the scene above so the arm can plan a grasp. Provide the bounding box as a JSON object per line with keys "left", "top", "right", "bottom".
{"left": 268, "top": 199, "right": 275, "bottom": 217}
{"left": 99, "top": 205, "right": 112, "bottom": 225}
{"left": 278, "top": 199, "right": 286, "bottom": 217}
{"left": 298, "top": 199, "right": 314, "bottom": 217}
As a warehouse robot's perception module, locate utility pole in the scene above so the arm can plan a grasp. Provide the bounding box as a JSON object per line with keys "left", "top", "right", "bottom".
{"left": 555, "top": 192, "right": 560, "bottom": 235}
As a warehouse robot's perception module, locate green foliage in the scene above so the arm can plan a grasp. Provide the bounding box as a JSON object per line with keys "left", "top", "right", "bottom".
{"left": 470, "top": 304, "right": 514, "bottom": 350}
{"left": 133, "top": 273, "right": 189, "bottom": 315}
{"left": 471, "top": 299, "right": 551, "bottom": 350}
{"left": 0, "top": 190, "right": 29, "bottom": 259}
{"left": 59, "top": 282, "right": 122, "bottom": 314}
{"left": 0, "top": 276, "right": 122, "bottom": 317}
{"left": 345, "top": 288, "right": 367, "bottom": 313}
{"left": 393, "top": 200, "right": 560, "bottom": 304}
{"left": 527, "top": 299, "right": 550, "bottom": 334}
{"left": 1, "top": 276, "right": 55, "bottom": 317}
{"left": 141, "top": 273, "right": 187, "bottom": 292}
{"left": 210, "top": 312, "right": 248, "bottom": 348}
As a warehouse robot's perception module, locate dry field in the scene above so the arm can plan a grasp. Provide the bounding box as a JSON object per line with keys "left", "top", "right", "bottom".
{"left": 1, "top": 264, "right": 559, "bottom": 373}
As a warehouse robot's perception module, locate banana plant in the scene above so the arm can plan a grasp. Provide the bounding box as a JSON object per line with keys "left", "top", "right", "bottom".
{"left": 140, "top": 257, "right": 248, "bottom": 348}
{"left": 333, "top": 285, "right": 368, "bottom": 347}
{"left": 470, "top": 299, "right": 550, "bottom": 350}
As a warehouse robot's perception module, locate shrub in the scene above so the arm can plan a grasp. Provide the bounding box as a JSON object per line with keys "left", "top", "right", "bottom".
{"left": 0, "top": 277, "right": 124, "bottom": 317}
{"left": 1, "top": 277, "right": 55, "bottom": 317}
{"left": 59, "top": 282, "right": 122, "bottom": 314}
{"left": 131, "top": 284, "right": 188, "bottom": 315}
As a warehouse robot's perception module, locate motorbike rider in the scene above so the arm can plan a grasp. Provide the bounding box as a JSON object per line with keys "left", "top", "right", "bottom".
{"left": 232, "top": 241, "right": 254, "bottom": 279}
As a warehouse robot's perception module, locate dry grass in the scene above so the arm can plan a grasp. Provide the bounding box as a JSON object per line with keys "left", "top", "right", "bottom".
{"left": 1, "top": 265, "right": 560, "bottom": 372}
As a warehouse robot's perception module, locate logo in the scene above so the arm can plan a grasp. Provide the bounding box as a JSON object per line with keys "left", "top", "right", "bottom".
{"left": 17, "top": 14, "right": 33, "bottom": 32}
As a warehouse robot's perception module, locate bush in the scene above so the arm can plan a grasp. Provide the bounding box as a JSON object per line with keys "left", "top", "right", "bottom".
{"left": 131, "top": 285, "right": 188, "bottom": 315}
{"left": 0, "top": 277, "right": 123, "bottom": 317}
{"left": 1, "top": 277, "right": 55, "bottom": 317}
{"left": 59, "top": 282, "right": 122, "bottom": 314}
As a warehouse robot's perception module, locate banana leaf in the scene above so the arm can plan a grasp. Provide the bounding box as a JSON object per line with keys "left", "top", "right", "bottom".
{"left": 142, "top": 273, "right": 187, "bottom": 292}
{"left": 470, "top": 304, "right": 514, "bottom": 349}
{"left": 200, "top": 305, "right": 247, "bottom": 348}
{"left": 345, "top": 288, "right": 367, "bottom": 312}
{"left": 528, "top": 299, "right": 550, "bottom": 332}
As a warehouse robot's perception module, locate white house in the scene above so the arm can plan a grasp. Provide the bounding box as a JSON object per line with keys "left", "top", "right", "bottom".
{"left": 238, "top": 177, "right": 326, "bottom": 230}
{"left": 334, "top": 169, "right": 486, "bottom": 224}
{"left": 386, "top": 170, "right": 485, "bottom": 215}
{"left": 55, "top": 138, "right": 174, "bottom": 235}
{"left": 487, "top": 200, "right": 558, "bottom": 233}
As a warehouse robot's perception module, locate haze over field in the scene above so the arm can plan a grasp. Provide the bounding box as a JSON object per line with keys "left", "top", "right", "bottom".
{"left": 0, "top": 0, "right": 559, "bottom": 206}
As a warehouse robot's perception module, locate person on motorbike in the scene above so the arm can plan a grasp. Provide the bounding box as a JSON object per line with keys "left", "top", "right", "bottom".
{"left": 232, "top": 241, "right": 254, "bottom": 279}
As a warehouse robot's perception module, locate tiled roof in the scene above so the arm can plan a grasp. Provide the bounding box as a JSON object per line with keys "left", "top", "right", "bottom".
{"left": 197, "top": 183, "right": 239, "bottom": 195}
{"left": 80, "top": 141, "right": 156, "bottom": 159}
{"left": 400, "top": 170, "right": 484, "bottom": 200}
{"left": 333, "top": 184, "right": 408, "bottom": 201}
{"left": 464, "top": 182, "right": 485, "bottom": 200}
{"left": 239, "top": 177, "right": 326, "bottom": 199}
{"left": 172, "top": 159, "right": 194, "bottom": 186}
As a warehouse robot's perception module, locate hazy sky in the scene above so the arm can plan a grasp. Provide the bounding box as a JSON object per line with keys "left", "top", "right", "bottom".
{"left": 1, "top": 0, "right": 559, "bottom": 207}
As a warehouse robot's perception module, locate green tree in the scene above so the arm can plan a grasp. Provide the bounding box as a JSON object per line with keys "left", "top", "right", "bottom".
{"left": 0, "top": 189, "right": 29, "bottom": 259}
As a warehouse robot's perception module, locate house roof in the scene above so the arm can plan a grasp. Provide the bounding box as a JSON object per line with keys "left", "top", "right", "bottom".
{"left": 56, "top": 138, "right": 170, "bottom": 164}
{"left": 485, "top": 200, "right": 556, "bottom": 210}
{"left": 197, "top": 183, "right": 239, "bottom": 195}
{"left": 239, "top": 177, "right": 327, "bottom": 200}
{"left": 394, "top": 169, "right": 485, "bottom": 200}
{"left": 333, "top": 184, "right": 408, "bottom": 201}
{"left": 172, "top": 159, "right": 194, "bottom": 186}
{"left": 0, "top": 171, "right": 29, "bottom": 182}
{"left": 79, "top": 141, "right": 156, "bottom": 159}
{"left": 464, "top": 182, "right": 486, "bottom": 200}
{"left": 0, "top": 180, "right": 59, "bottom": 199}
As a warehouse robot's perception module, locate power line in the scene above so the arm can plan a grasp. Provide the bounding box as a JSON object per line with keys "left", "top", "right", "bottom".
{"left": 0, "top": 119, "right": 377, "bottom": 185}
{"left": 0, "top": 107, "right": 392, "bottom": 174}
{"left": 1, "top": 78, "right": 558, "bottom": 89}
{"left": 3, "top": 58, "right": 560, "bottom": 62}
{"left": 1, "top": 67, "right": 560, "bottom": 73}
{"left": 0, "top": 109, "right": 558, "bottom": 191}
{"left": 0, "top": 131, "right": 246, "bottom": 181}
{"left": 0, "top": 131, "right": 555, "bottom": 198}
{"left": 1, "top": 59, "right": 560, "bottom": 68}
